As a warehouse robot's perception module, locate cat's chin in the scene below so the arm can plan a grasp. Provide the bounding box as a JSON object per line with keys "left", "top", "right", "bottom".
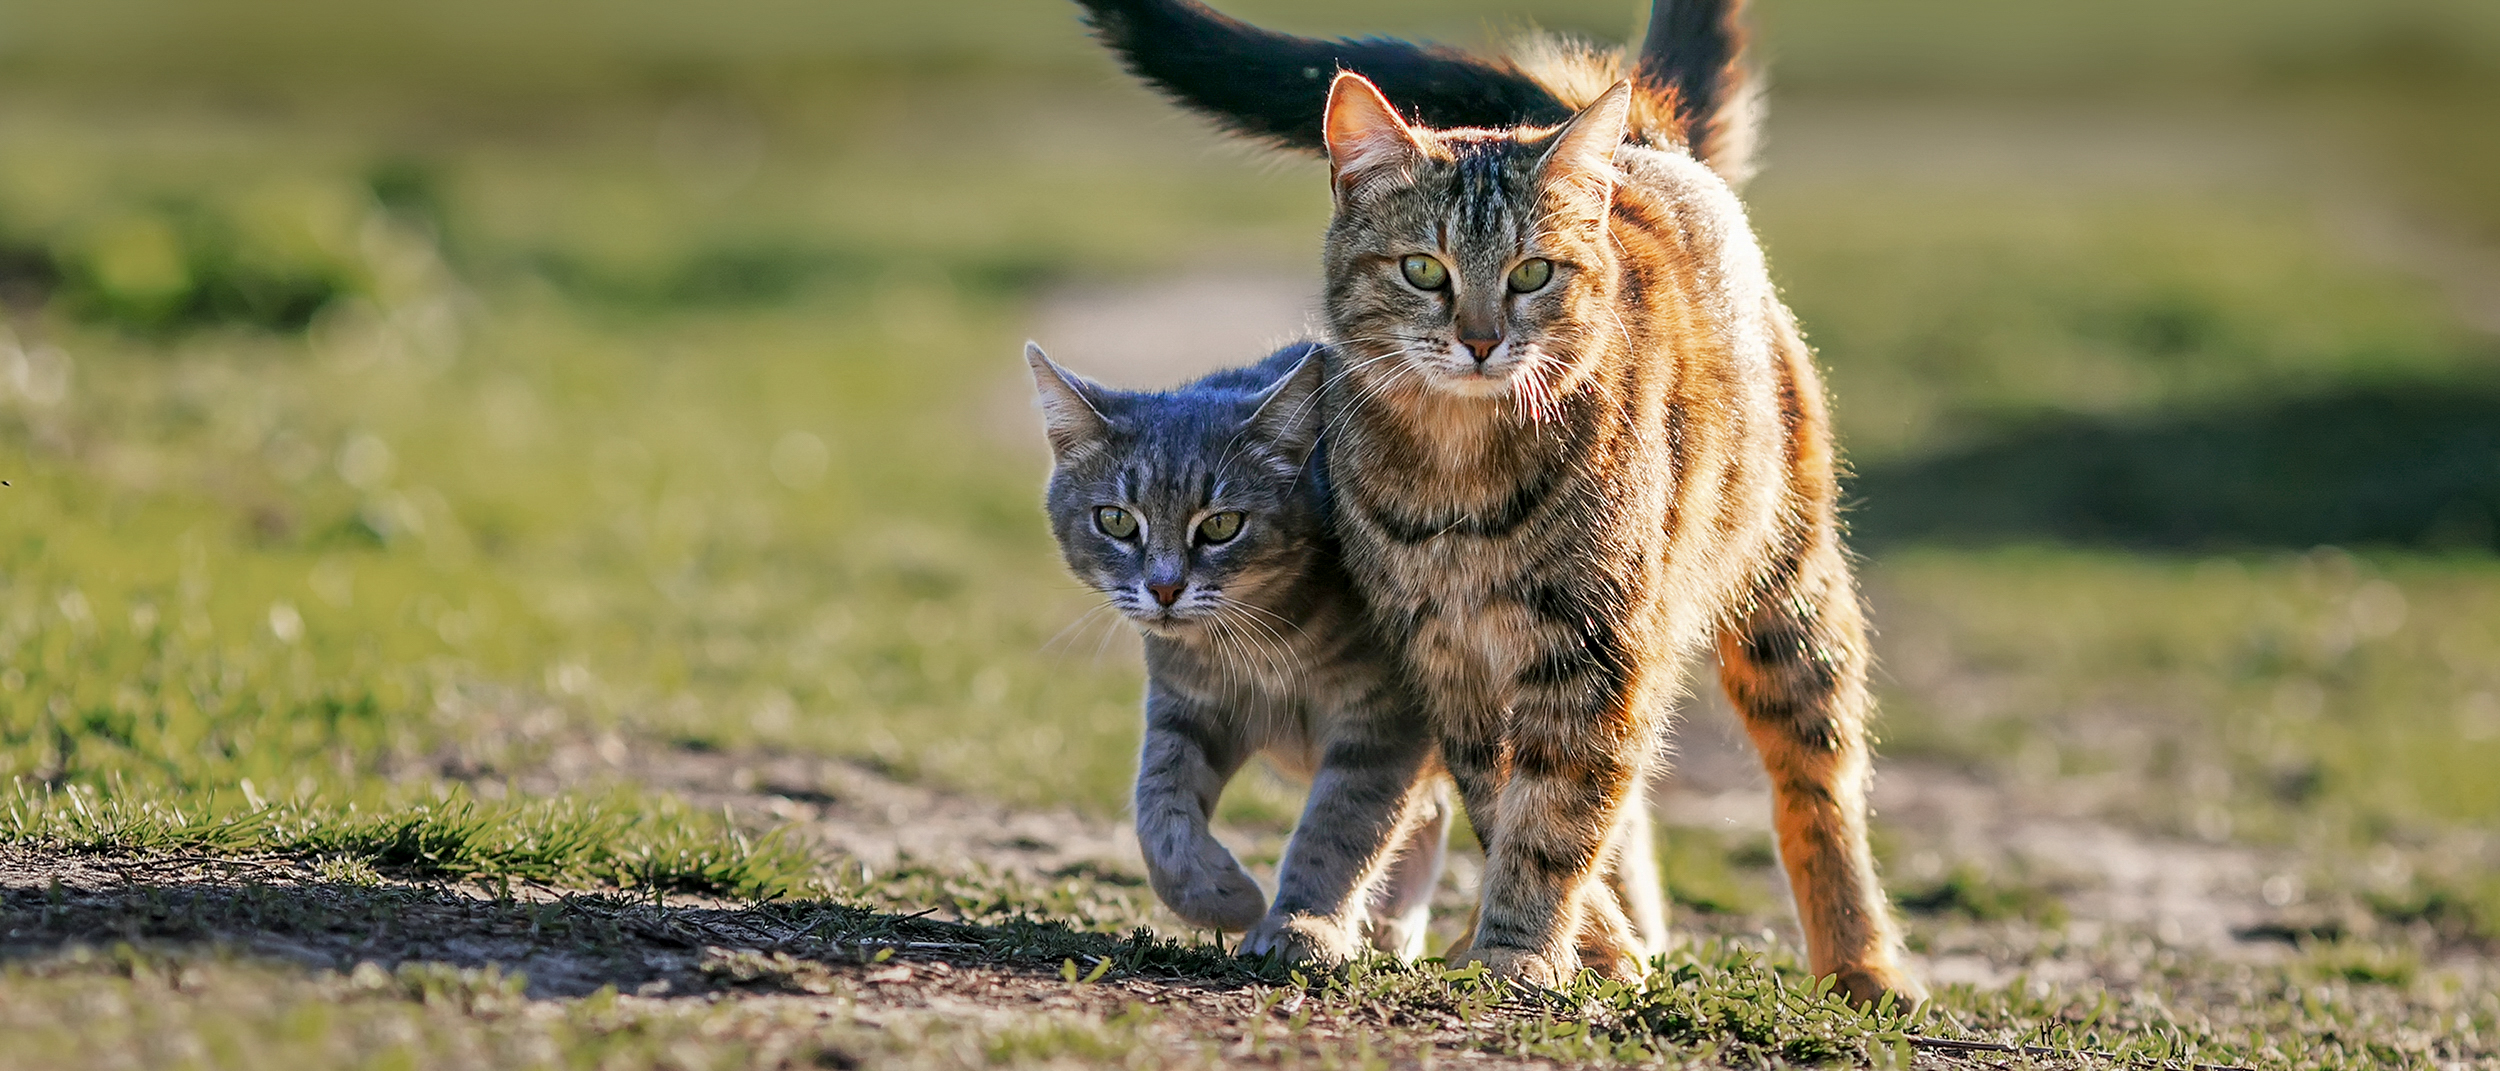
{"left": 1420, "top": 368, "right": 1528, "bottom": 399}
{"left": 1129, "top": 614, "right": 1204, "bottom": 639}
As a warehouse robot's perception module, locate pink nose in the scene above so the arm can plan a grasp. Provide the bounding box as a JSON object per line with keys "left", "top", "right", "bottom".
{"left": 1460, "top": 336, "right": 1501, "bottom": 361}
{"left": 1149, "top": 583, "right": 1184, "bottom": 607}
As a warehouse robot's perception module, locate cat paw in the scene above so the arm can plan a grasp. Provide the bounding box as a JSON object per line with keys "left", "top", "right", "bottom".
{"left": 1829, "top": 964, "right": 1928, "bottom": 1009}
{"left": 1238, "top": 913, "right": 1363, "bottom": 968}
{"left": 1365, "top": 908, "right": 1432, "bottom": 962}
{"left": 1572, "top": 899, "right": 1651, "bottom": 982}
{"left": 1575, "top": 941, "right": 1648, "bottom": 983}
{"left": 1152, "top": 861, "right": 1267, "bottom": 932}
{"left": 1170, "top": 881, "right": 1267, "bottom": 933}
{"left": 1461, "top": 945, "right": 1577, "bottom": 989}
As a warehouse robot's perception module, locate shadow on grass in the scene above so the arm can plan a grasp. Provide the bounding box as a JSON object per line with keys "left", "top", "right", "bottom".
{"left": 1850, "top": 381, "right": 2500, "bottom": 551}
{"left": 0, "top": 853, "right": 1268, "bottom": 999}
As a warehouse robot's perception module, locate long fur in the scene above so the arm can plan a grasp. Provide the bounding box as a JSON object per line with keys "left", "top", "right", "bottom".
{"left": 1072, "top": 0, "right": 1760, "bottom": 184}
{"left": 1305, "top": 75, "right": 1923, "bottom": 1002}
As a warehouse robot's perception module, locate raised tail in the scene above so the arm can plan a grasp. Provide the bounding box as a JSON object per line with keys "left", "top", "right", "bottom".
{"left": 1633, "top": 0, "right": 1760, "bottom": 184}
{"left": 1072, "top": 0, "right": 1759, "bottom": 184}
{"left": 1073, "top": 0, "right": 1574, "bottom": 149}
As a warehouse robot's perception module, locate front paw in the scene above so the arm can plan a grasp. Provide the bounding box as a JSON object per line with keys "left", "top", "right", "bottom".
{"left": 1151, "top": 860, "right": 1267, "bottom": 932}
{"left": 1461, "top": 944, "right": 1577, "bottom": 989}
{"left": 1239, "top": 913, "right": 1364, "bottom": 968}
{"left": 1830, "top": 964, "right": 1928, "bottom": 1009}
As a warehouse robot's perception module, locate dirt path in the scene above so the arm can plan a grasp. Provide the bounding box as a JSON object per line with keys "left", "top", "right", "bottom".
{"left": 0, "top": 726, "right": 2388, "bottom": 1070}
{"left": 0, "top": 845, "right": 1544, "bottom": 1068}
{"left": 515, "top": 722, "right": 2326, "bottom": 993}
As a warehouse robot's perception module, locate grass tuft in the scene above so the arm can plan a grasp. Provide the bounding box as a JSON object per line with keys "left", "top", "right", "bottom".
{"left": 2, "top": 781, "right": 817, "bottom": 898}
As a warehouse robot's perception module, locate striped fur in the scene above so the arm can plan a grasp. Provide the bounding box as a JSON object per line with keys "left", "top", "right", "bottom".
{"left": 1030, "top": 341, "right": 1675, "bottom": 967}
{"left": 1309, "top": 73, "right": 1924, "bottom": 1003}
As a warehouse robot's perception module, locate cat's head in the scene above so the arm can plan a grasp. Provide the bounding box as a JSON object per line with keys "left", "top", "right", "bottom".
{"left": 1316, "top": 72, "right": 1635, "bottom": 412}
{"left": 1026, "top": 342, "right": 1327, "bottom": 638}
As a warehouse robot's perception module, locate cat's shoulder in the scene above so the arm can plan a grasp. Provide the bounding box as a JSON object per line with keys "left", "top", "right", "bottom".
{"left": 1612, "top": 144, "right": 1768, "bottom": 271}
{"left": 1615, "top": 145, "right": 1746, "bottom": 219}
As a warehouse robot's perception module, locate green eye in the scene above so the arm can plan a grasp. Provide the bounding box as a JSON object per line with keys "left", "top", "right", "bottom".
{"left": 1507, "top": 258, "right": 1554, "bottom": 293}
{"left": 1399, "top": 254, "right": 1449, "bottom": 290}
{"left": 1196, "top": 511, "right": 1244, "bottom": 544}
{"left": 1094, "top": 506, "right": 1138, "bottom": 539}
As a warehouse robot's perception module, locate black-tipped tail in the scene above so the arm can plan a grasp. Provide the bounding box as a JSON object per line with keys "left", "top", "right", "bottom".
{"left": 1074, "top": 0, "right": 1759, "bottom": 181}
{"left": 1634, "top": 0, "right": 1758, "bottom": 182}
{"left": 1074, "top": 0, "right": 1573, "bottom": 153}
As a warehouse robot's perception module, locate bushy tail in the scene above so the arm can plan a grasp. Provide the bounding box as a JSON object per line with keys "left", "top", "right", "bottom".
{"left": 1073, "top": 0, "right": 1758, "bottom": 184}
{"left": 1633, "top": 0, "right": 1760, "bottom": 183}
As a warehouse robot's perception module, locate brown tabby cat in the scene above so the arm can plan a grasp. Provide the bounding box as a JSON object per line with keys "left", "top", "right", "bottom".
{"left": 1318, "top": 77, "right": 1919, "bottom": 1001}
{"left": 1074, "top": 0, "right": 1924, "bottom": 1004}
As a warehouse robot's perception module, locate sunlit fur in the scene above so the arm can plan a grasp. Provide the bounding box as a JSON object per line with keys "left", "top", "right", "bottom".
{"left": 1313, "top": 73, "right": 1926, "bottom": 1004}
{"left": 1029, "top": 341, "right": 1449, "bottom": 963}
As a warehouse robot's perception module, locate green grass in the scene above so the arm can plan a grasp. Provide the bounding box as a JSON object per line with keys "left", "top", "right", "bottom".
{"left": 1874, "top": 551, "right": 2500, "bottom": 835}
{"left": 0, "top": 903, "right": 2488, "bottom": 1070}
{"left": 1, "top": 785, "right": 817, "bottom": 897}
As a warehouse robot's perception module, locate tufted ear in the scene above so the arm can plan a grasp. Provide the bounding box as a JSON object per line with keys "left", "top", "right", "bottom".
{"left": 1247, "top": 350, "right": 1327, "bottom": 466}
{"left": 1323, "top": 72, "right": 1425, "bottom": 199}
{"left": 1536, "top": 81, "right": 1633, "bottom": 225}
{"left": 1026, "top": 342, "right": 1111, "bottom": 460}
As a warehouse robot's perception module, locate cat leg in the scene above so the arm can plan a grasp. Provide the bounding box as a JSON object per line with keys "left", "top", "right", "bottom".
{"left": 1716, "top": 538, "right": 1925, "bottom": 1007}
{"left": 1604, "top": 789, "right": 1670, "bottom": 962}
{"left": 1240, "top": 699, "right": 1436, "bottom": 967}
{"left": 1433, "top": 700, "right": 1503, "bottom": 969}
{"left": 1572, "top": 872, "right": 1648, "bottom": 982}
{"left": 1360, "top": 777, "right": 1451, "bottom": 960}
{"left": 1442, "top": 870, "right": 1647, "bottom": 980}
{"left": 1135, "top": 688, "right": 1265, "bottom": 932}
{"left": 1447, "top": 623, "right": 1665, "bottom": 988}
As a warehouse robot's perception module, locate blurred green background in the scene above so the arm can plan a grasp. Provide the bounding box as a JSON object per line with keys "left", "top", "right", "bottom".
{"left": 0, "top": 0, "right": 2496, "bottom": 936}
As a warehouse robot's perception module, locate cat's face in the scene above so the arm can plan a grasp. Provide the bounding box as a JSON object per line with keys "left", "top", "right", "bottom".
{"left": 1317, "top": 75, "right": 1633, "bottom": 415}
{"left": 1027, "top": 344, "right": 1326, "bottom": 639}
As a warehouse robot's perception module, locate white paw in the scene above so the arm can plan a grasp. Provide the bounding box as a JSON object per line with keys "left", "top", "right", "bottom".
{"left": 1365, "top": 906, "right": 1432, "bottom": 961}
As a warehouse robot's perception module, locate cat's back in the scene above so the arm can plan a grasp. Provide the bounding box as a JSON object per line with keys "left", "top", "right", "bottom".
{"left": 1609, "top": 146, "right": 1774, "bottom": 309}
{"left": 1600, "top": 144, "right": 1787, "bottom": 411}
{"left": 1184, "top": 340, "right": 1327, "bottom": 395}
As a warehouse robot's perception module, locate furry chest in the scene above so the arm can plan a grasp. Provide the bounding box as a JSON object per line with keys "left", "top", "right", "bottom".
{"left": 1395, "top": 587, "right": 1546, "bottom": 701}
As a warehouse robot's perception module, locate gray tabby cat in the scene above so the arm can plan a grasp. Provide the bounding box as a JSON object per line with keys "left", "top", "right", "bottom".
{"left": 1026, "top": 340, "right": 1451, "bottom": 961}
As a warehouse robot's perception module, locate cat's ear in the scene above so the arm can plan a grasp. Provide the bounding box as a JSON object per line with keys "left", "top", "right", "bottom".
{"left": 1536, "top": 81, "right": 1633, "bottom": 225}
{"left": 1026, "top": 342, "right": 1111, "bottom": 460}
{"left": 1323, "top": 72, "right": 1425, "bottom": 197}
{"left": 1248, "top": 350, "right": 1327, "bottom": 465}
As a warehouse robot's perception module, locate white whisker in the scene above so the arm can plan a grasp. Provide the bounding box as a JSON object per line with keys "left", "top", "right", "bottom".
{"left": 1040, "top": 598, "right": 1122, "bottom": 657}
{"left": 1214, "top": 600, "right": 1300, "bottom": 690}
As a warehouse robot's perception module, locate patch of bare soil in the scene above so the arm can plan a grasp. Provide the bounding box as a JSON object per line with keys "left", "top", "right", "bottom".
{"left": 520, "top": 715, "right": 2354, "bottom": 995}
{"left": 0, "top": 846, "right": 1949, "bottom": 1069}
{"left": 1659, "top": 680, "right": 2426, "bottom": 990}
{"left": 433, "top": 680, "right": 2330, "bottom": 988}
{"left": 547, "top": 740, "right": 1152, "bottom": 887}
